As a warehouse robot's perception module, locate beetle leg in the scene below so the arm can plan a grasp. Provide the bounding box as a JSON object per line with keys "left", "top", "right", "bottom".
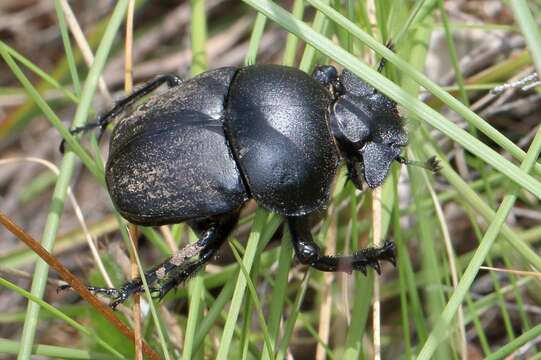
{"left": 60, "top": 74, "right": 183, "bottom": 152}
{"left": 287, "top": 215, "right": 396, "bottom": 274}
{"left": 94, "top": 74, "right": 183, "bottom": 133}
{"left": 149, "top": 212, "right": 239, "bottom": 301}
{"left": 152, "top": 248, "right": 215, "bottom": 300}
{"left": 75, "top": 212, "right": 239, "bottom": 309}
{"left": 345, "top": 157, "right": 363, "bottom": 191}
{"left": 376, "top": 40, "right": 394, "bottom": 73}
{"left": 396, "top": 155, "right": 441, "bottom": 173}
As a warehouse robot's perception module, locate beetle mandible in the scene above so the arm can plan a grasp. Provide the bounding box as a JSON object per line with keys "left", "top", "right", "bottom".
{"left": 64, "top": 64, "right": 438, "bottom": 308}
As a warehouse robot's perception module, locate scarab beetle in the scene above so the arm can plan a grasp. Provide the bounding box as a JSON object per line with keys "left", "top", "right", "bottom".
{"left": 64, "top": 64, "right": 437, "bottom": 308}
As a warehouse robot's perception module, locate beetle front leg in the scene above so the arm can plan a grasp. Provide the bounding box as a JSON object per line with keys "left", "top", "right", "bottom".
{"left": 287, "top": 215, "right": 395, "bottom": 275}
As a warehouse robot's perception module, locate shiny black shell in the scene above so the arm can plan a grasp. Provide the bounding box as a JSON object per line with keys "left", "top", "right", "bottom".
{"left": 106, "top": 68, "right": 248, "bottom": 225}
{"left": 106, "top": 65, "right": 341, "bottom": 225}
{"left": 225, "top": 65, "right": 340, "bottom": 215}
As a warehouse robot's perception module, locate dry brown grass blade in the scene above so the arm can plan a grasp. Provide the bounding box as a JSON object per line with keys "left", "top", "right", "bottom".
{"left": 480, "top": 266, "right": 541, "bottom": 278}
{"left": 128, "top": 224, "right": 143, "bottom": 360}
{"left": 0, "top": 211, "right": 163, "bottom": 360}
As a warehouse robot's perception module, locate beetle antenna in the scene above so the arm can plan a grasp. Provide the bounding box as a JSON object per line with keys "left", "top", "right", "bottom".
{"left": 371, "top": 40, "right": 395, "bottom": 96}
{"left": 396, "top": 155, "right": 441, "bottom": 173}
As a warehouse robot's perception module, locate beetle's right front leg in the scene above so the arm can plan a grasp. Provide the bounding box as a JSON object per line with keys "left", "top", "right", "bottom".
{"left": 287, "top": 215, "right": 396, "bottom": 275}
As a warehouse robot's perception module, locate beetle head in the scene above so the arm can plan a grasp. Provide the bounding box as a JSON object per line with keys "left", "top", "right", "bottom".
{"left": 329, "top": 69, "right": 408, "bottom": 189}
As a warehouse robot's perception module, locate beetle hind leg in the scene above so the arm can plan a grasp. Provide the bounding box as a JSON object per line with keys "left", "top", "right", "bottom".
{"left": 287, "top": 215, "right": 396, "bottom": 275}
{"left": 86, "top": 74, "right": 183, "bottom": 134}
{"left": 60, "top": 74, "right": 183, "bottom": 152}
{"left": 67, "top": 211, "right": 239, "bottom": 309}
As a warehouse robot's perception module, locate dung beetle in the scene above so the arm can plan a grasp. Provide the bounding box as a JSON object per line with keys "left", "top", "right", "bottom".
{"left": 63, "top": 64, "right": 438, "bottom": 308}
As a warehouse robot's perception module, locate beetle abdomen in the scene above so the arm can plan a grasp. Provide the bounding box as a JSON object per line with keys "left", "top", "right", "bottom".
{"left": 106, "top": 110, "right": 248, "bottom": 226}
{"left": 225, "top": 65, "right": 340, "bottom": 216}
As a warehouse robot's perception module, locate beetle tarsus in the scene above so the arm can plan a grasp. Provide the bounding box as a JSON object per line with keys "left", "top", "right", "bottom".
{"left": 426, "top": 156, "right": 442, "bottom": 173}
{"left": 88, "top": 285, "right": 122, "bottom": 298}
{"left": 288, "top": 215, "right": 396, "bottom": 275}
{"left": 56, "top": 282, "right": 130, "bottom": 308}
{"left": 396, "top": 155, "right": 441, "bottom": 173}
{"left": 353, "top": 240, "right": 396, "bottom": 269}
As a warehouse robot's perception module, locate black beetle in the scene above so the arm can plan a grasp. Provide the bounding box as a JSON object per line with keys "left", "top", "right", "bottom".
{"left": 63, "top": 64, "right": 438, "bottom": 308}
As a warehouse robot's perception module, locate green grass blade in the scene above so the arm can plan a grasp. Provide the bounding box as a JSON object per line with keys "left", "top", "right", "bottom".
{"left": 13, "top": 2, "right": 130, "bottom": 359}
{"left": 193, "top": 277, "right": 237, "bottom": 351}
{"left": 417, "top": 120, "right": 541, "bottom": 360}
{"left": 275, "top": 272, "right": 310, "bottom": 359}
{"left": 54, "top": 0, "right": 81, "bottom": 96}
{"left": 190, "top": 0, "right": 207, "bottom": 75}
{"left": 305, "top": 0, "right": 541, "bottom": 179}
{"left": 182, "top": 3, "right": 209, "bottom": 358}
{"left": 281, "top": 0, "right": 305, "bottom": 66}
{"left": 0, "top": 277, "right": 123, "bottom": 358}
{"left": 191, "top": 217, "right": 282, "bottom": 354}
{"left": 416, "top": 2, "right": 541, "bottom": 356}
{"left": 261, "top": 233, "right": 293, "bottom": 360}
{"left": 243, "top": 0, "right": 541, "bottom": 200}
{"left": 0, "top": 339, "right": 115, "bottom": 360}
{"left": 511, "top": 0, "right": 541, "bottom": 75}
{"left": 216, "top": 209, "right": 268, "bottom": 360}
{"left": 299, "top": 0, "right": 331, "bottom": 71}
{"left": 0, "top": 47, "right": 101, "bottom": 181}
{"left": 1, "top": 44, "right": 79, "bottom": 103}
{"left": 229, "top": 241, "right": 274, "bottom": 359}
{"left": 245, "top": 13, "right": 267, "bottom": 65}
{"left": 486, "top": 322, "right": 541, "bottom": 360}
{"left": 182, "top": 232, "right": 205, "bottom": 360}
{"left": 129, "top": 237, "right": 172, "bottom": 360}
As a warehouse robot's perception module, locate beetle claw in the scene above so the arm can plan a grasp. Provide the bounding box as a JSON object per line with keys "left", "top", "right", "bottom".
{"left": 351, "top": 240, "right": 396, "bottom": 275}
{"left": 358, "top": 265, "right": 367, "bottom": 276}
{"left": 56, "top": 284, "right": 71, "bottom": 294}
{"left": 379, "top": 240, "right": 397, "bottom": 267}
{"left": 369, "top": 261, "right": 382, "bottom": 275}
{"left": 387, "top": 255, "right": 397, "bottom": 267}
{"left": 427, "top": 156, "right": 442, "bottom": 173}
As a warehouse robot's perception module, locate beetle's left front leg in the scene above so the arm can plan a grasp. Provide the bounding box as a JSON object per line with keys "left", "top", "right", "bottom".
{"left": 287, "top": 215, "right": 395, "bottom": 275}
